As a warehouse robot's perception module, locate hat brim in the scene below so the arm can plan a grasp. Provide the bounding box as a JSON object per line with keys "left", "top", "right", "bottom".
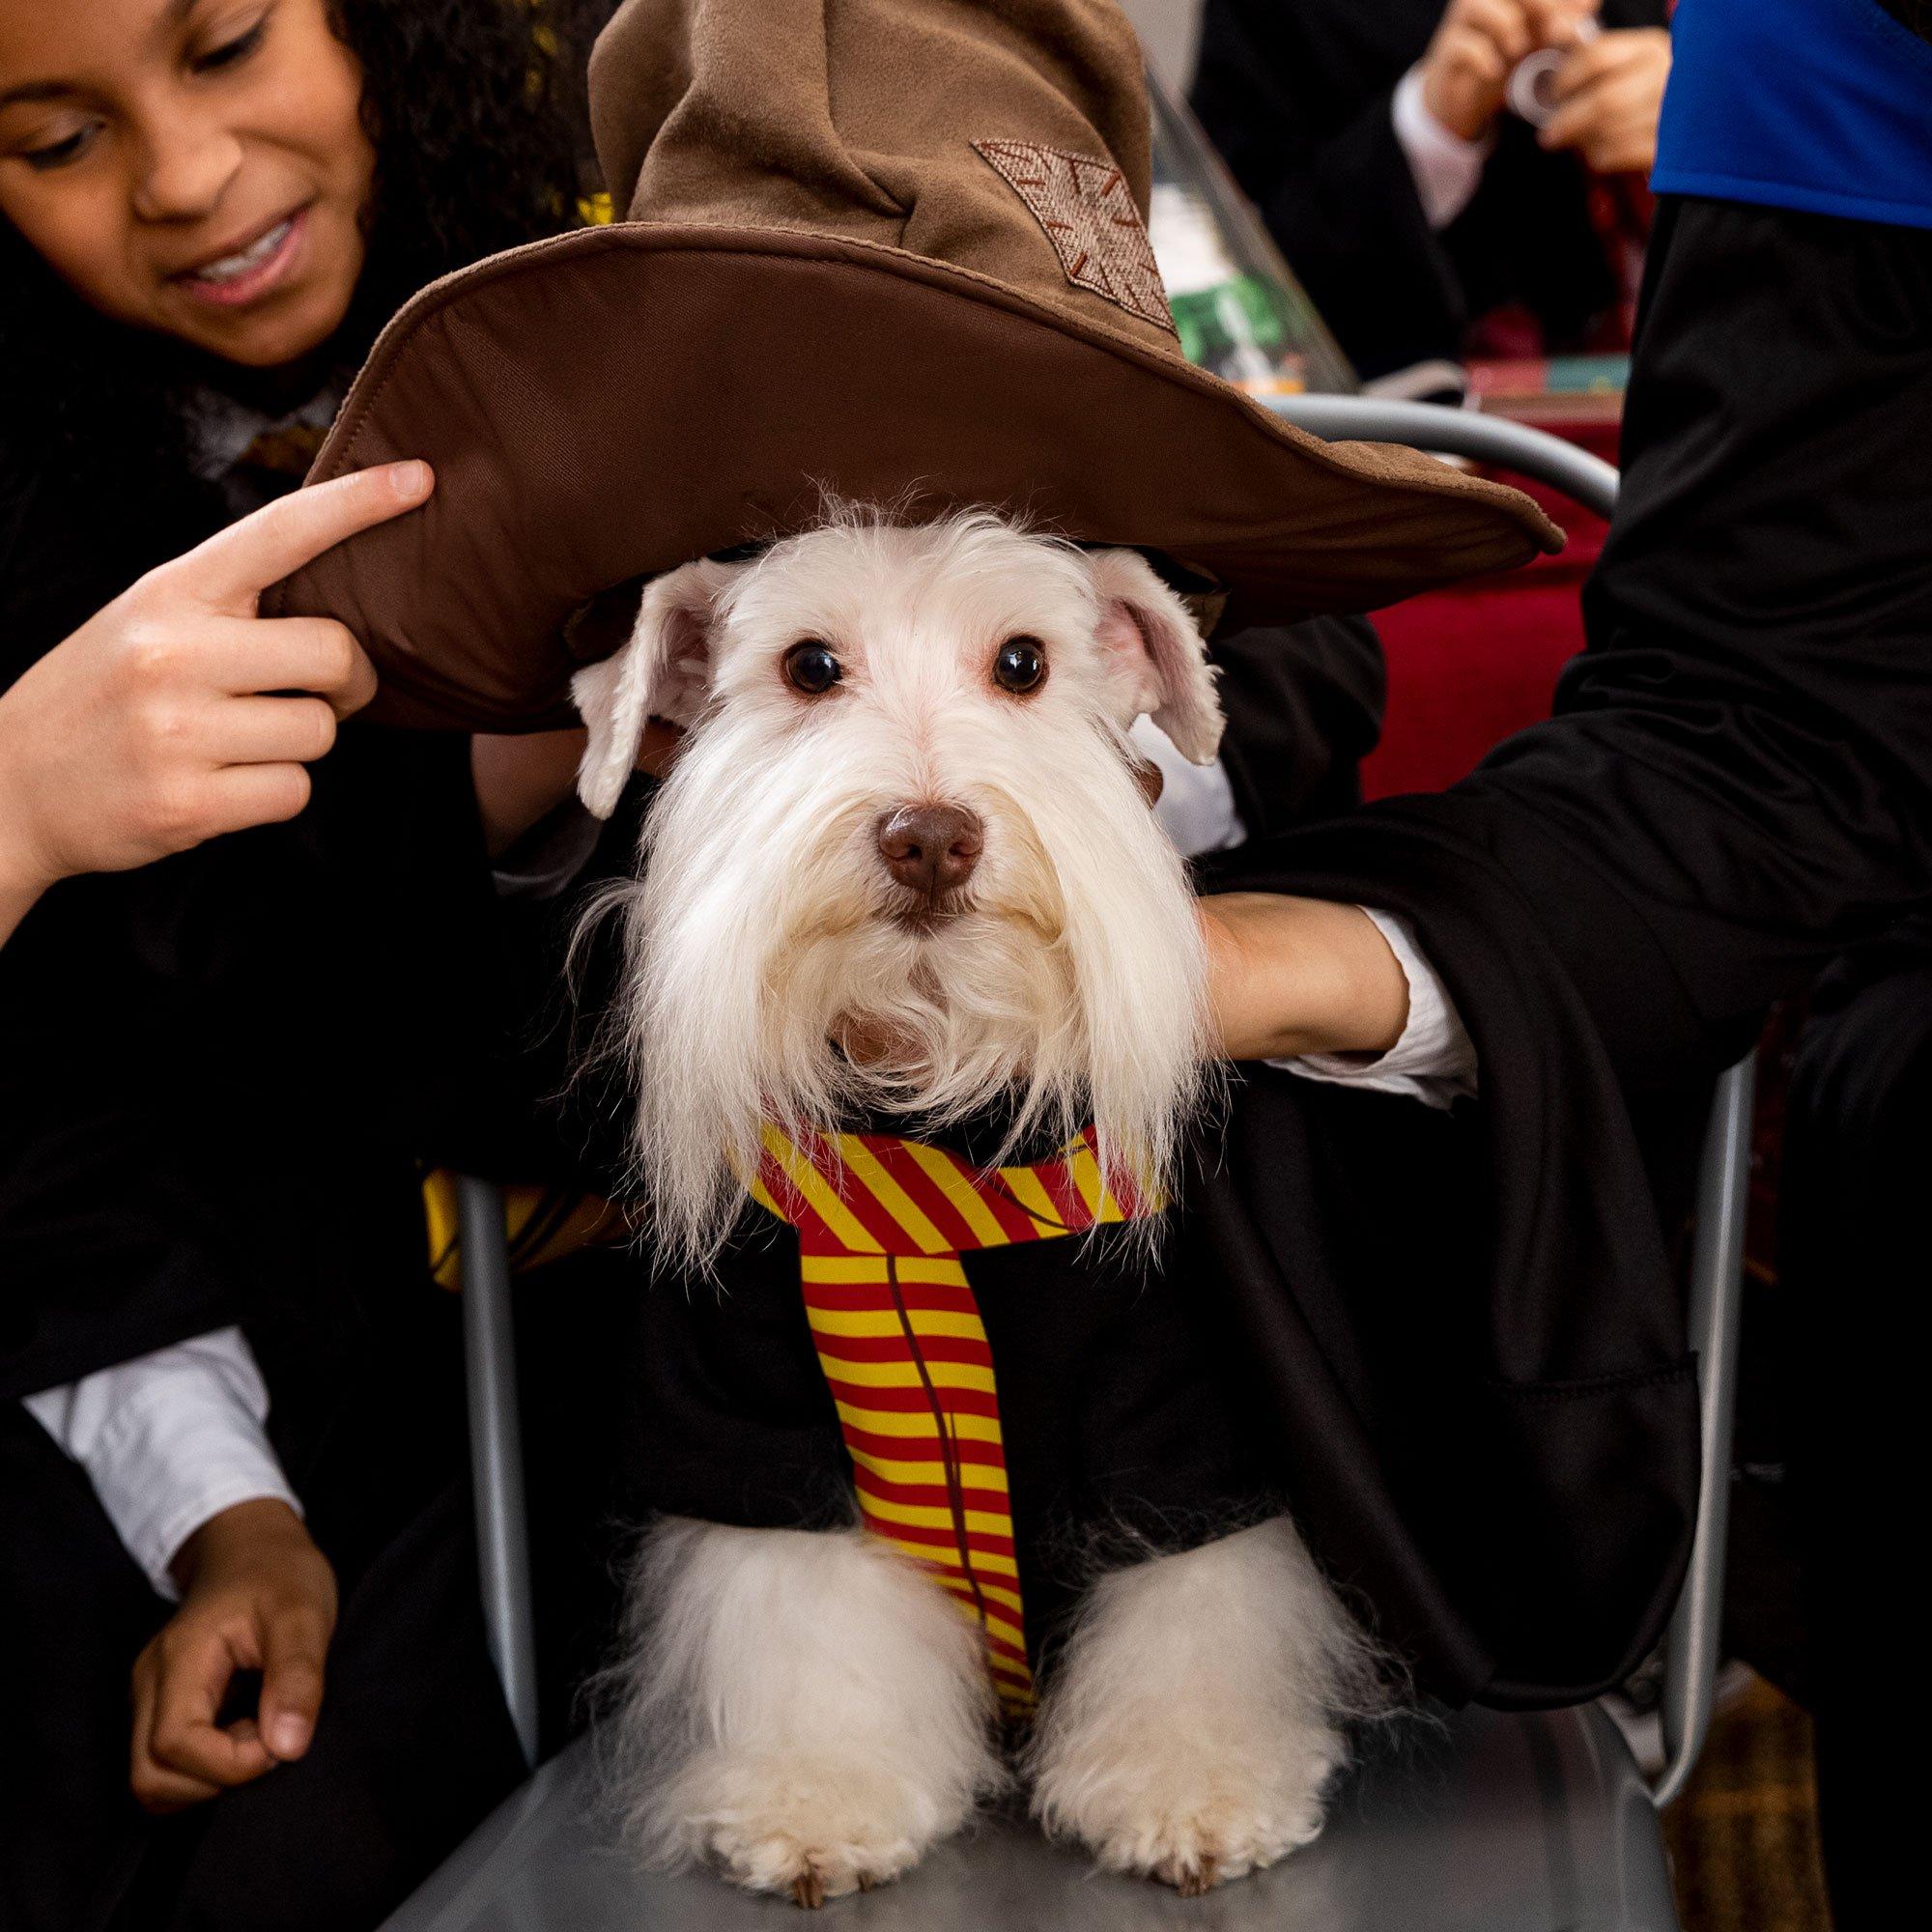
{"left": 269, "top": 223, "right": 1562, "bottom": 730}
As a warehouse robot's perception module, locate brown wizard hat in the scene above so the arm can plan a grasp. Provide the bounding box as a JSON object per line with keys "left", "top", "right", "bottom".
{"left": 269, "top": 0, "right": 1561, "bottom": 729}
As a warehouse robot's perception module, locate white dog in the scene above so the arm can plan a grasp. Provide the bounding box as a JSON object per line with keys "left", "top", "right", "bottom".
{"left": 572, "top": 506, "right": 1382, "bottom": 1904}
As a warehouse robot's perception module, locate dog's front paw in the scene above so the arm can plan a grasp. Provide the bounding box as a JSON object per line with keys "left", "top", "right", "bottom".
{"left": 1031, "top": 1718, "right": 1344, "bottom": 1894}
{"left": 669, "top": 1750, "right": 969, "bottom": 1906}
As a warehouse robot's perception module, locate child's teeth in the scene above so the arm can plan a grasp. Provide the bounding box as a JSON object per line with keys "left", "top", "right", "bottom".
{"left": 197, "top": 219, "right": 291, "bottom": 283}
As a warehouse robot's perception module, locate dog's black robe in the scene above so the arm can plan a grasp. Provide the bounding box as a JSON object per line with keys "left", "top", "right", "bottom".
{"left": 619, "top": 1047, "right": 1688, "bottom": 1709}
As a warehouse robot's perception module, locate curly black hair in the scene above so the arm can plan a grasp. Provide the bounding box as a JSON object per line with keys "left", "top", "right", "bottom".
{"left": 0, "top": 0, "right": 600, "bottom": 663}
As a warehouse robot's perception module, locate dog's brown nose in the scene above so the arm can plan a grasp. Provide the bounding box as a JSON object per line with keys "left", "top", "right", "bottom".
{"left": 876, "top": 804, "right": 982, "bottom": 899}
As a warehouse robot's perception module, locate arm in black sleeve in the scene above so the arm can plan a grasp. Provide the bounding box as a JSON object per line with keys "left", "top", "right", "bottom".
{"left": 1212, "top": 614, "right": 1385, "bottom": 836}
{"left": 1188, "top": 0, "right": 1465, "bottom": 376}
{"left": 0, "top": 916, "right": 245, "bottom": 1399}
{"left": 1238, "top": 196, "right": 1932, "bottom": 1094}
{"left": 1462, "top": 197, "right": 1932, "bottom": 1085}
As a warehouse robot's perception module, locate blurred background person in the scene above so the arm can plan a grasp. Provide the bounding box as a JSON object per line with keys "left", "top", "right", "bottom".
{"left": 1189, "top": 0, "right": 1671, "bottom": 382}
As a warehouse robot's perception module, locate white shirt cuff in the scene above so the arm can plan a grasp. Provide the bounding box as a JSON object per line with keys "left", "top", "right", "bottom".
{"left": 491, "top": 798, "right": 603, "bottom": 900}
{"left": 1135, "top": 715, "right": 1245, "bottom": 858}
{"left": 1275, "top": 907, "right": 1478, "bottom": 1110}
{"left": 1391, "top": 65, "right": 1493, "bottom": 230}
{"left": 1134, "top": 748, "right": 1477, "bottom": 1111}
{"left": 22, "top": 1326, "right": 300, "bottom": 1600}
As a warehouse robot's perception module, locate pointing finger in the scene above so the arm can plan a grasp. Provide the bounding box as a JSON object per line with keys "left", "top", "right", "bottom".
{"left": 170, "top": 461, "right": 434, "bottom": 614}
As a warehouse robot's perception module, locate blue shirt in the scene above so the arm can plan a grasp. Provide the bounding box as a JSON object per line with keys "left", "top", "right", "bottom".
{"left": 1654, "top": 0, "right": 1932, "bottom": 230}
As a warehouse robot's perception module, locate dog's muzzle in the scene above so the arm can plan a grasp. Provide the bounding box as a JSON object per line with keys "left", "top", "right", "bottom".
{"left": 875, "top": 804, "right": 982, "bottom": 920}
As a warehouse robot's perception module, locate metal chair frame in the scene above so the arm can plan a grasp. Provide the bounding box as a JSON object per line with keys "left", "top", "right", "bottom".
{"left": 454, "top": 398, "right": 1754, "bottom": 1823}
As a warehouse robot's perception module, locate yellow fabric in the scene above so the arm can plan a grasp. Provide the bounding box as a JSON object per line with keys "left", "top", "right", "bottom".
{"left": 420, "top": 1169, "right": 630, "bottom": 1291}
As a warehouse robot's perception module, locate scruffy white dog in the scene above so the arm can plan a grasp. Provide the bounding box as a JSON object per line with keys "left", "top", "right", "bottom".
{"left": 573, "top": 506, "right": 1381, "bottom": 1904}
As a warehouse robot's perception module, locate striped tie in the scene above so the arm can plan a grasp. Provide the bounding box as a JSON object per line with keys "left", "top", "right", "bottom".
{"left": 750, "top": 1122, "right": 1155, "bottom": 1717}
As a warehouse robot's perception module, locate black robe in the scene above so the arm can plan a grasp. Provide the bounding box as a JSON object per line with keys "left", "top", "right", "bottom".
{"left": 0, "top": 445, "right": 549, "bottom": 1932}
{"left": 1205, "top": 193, "right": 1932, "bottom": 1701}
{"left": 612, "top": 983, "right": 1690, "bottom": 1710}
{"left": 587, "top": 597, "right": 1690, "bottom": 1713}
{"left": 622, "top": 1114, "right": 1278, "bottom": 1674}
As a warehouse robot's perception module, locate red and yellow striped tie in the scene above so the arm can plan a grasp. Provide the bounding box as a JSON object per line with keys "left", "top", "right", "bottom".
{"left": 750, "top": 1123, "right": 1154, "bottom": 1718}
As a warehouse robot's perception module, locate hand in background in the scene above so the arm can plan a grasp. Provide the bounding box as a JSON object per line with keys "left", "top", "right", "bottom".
{"left": 128, "top": 1499, "right": 337, "bottom": 1813}
{"left": 1419, "top": 0, "right": 1600, "bottom": 143}
{"left": 1540, "top": 27, "right": 1671, "bottom": 175}
{"left": 0, "top": 461, "right": 432, "bottom": 944}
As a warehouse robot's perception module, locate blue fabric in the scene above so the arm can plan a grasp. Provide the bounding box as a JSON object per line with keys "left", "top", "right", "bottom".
{"left": 1653, "top": 0, "right": 1932, "bottom": 230}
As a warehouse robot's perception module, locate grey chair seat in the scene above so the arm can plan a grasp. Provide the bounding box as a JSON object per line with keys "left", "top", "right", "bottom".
{"left": 382, "top": 1702, "right": 1674, "bottom": 1932}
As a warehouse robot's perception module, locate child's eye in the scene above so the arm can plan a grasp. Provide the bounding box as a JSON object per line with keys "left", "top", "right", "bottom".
{"left": 193, "top": 15, "right": 268, "bottom": 74}
{"left": 21, "top": 124, "right": 99, "bottom": 171}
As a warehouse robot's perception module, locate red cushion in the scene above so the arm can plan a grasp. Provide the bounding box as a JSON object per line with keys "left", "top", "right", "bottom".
{"left": 1361, "top": 427, "right": 1616, "bottom": 800}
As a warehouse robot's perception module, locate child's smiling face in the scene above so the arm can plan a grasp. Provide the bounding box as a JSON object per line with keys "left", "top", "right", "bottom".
{"left": 0, "top": 0, "right": 375, "bottom": 368}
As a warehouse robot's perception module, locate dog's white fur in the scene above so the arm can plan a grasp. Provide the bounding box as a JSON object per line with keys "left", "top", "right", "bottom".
{"left": 599, "top": 1520, "right": 1005, "bottom": 1903}
{"left": 1024, "top": 1520, "right": 1383, "bottom": 1891}
{"left": 574, "top": 508, "right": 1379, "bottom": 1900}
{"left": 575, "top": 506, "right": 1220, "bottom": 1268}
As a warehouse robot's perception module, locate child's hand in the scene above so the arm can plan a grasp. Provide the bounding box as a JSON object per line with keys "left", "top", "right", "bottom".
{"left": 128, "top": 1499, "right": 338, "bottom": 1813}
{"left": 469, "top": 716, "right": 686, "bottom": 858}
{"left": 0, "top": 462, "right": 431, "bottom": 915}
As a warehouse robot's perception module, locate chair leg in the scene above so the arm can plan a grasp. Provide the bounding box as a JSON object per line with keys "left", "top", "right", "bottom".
{"left": 458, "top": 1175, "right": 540, "bottom": 1769}
{"left": 1652, "top": 1054, "right": 1756, "bottom": 1808}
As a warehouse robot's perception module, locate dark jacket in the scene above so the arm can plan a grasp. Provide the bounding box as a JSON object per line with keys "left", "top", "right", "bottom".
{"left": 0, "top": 434, "right": 512, "bottom": 1423}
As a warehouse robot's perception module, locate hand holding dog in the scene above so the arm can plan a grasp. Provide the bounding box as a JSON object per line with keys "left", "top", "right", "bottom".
{"left": 128, "top": 1499, "right": 337, "bottom": 1814}
{"left": 1199, "top": 894, "right": 1411, "bottom": 1063}
{"left": 0, "top": 461, "right": 432, "bottom": 944}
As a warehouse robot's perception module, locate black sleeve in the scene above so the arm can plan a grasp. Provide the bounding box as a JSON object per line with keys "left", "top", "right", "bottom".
{"left": 0, "top": 1108, "right": 249, "bottom": 1403}
{"left": 1459, "top": 199, "right": 1932, "bottom": 1090}
{"left": 1223, "top": 197, "right": 1932, "bottom": 1100}
{"left": 1212, "top": 614, "right": 1385, "bottom": 837}
{"left": 0, "top": 911, "right": 245, "bottom": 1399}
{"left": 0, "top": 721, "right": 517, "bottom": 1403}
{"left": 1188, "top": 0, "right": 1465, "bottom": 376}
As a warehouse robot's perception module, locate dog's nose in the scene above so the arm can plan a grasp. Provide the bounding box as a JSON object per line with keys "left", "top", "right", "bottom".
{"left": 876, "top": 804, "right": 982, "bottom": 899}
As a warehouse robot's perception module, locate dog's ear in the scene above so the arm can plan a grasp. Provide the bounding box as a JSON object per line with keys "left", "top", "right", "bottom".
{"left": 570, "top": 558, "right": 734, "bottom": 818}
{"left": 1086, "top": 550, "right": 1225, "bottom": 765}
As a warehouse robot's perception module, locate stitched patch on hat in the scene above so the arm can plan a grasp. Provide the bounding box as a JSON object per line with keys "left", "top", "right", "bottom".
{"left": 974, "top": 139, "right": 1176, "bottom": 335}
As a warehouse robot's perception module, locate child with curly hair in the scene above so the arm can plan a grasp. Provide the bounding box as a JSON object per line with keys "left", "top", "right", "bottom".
{"left": 0, "top": 6, "right": 625, "bottom": 1927}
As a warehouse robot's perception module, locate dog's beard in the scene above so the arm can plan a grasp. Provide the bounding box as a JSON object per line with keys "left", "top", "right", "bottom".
{"left": 607, "top": 705, "right": 1211, "bottom": 1267}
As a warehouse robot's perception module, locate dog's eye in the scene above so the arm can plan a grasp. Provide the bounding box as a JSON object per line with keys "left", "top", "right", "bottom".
{"left": 992, "top": 636, "right": 1046, "bottom": 696}
{"left": 781, "top": 640, "right": 842, "bottom": 696}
